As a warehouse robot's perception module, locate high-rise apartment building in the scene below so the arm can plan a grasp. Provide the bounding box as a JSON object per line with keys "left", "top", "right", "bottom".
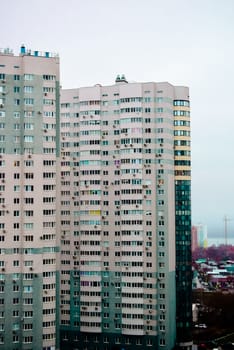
{"left": 60, "top": 76, "right": 192, "bottom": 350}
{"left": 0, "top": 45, "right": 192, "bottom": 349}
{"left": 0, "top": 46, "right": 60, "bottom": 350}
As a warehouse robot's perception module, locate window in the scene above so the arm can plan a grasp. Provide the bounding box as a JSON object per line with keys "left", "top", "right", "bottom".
{"left": 12, "top": 284, "right": 20, "bottom": 292}
{"left": 24, "top": 160, "right": 33, "bottom": 167}
{"left": 24, "top": 197, "right": 33, "bottom": 204}
{"left": 24, "top": 86, "right": 33, "bottom": 93}
{"left": 24, "top": 223, "right": 33, "bottom": 229}
{"left": 24, "top": 123, "right": 34, "bottom": 130}
{"left": 174, "top": 100, "right": 189, "bottom": 107}
{"left": 24, "top": 311, "right": 33, "bottom": 318}
{"left": 24, "top": 172, "right": 34, "bottom": 179}
{"left": 13, "top": 335, "right": 19, "bottom": 343}
{"left": 24, "top": 185, "right": 34, "bottom": 192}
{"left": 23, "top": 336, "right": 33, "bottom": 343}
{"left": 43, "top": 75, "right": 55, "bottom": 80}
{"left": 13, "top": 223, "right": 20, "bottom": 232}
{"left": 136, "top": 338, "right": 142, "bottom": 345}
{"left": 14, "top": 86, "right": 20, "bottom": 93}
{"left": 14, "top": 123, "right": 20, "bottom": 130}
{"left": 24, "top": 210, "right": 33, "bottom": 217}
{"left": 24, "top": 74, "right": 33, "bottom": 81}
{"left": 24, "top": 235, "right": 33, "bottom": 242}
{"left": 13, "top": 148, "right": 20, "bottom": 154}
{"left": 23, "top": 286, "right": 33, "bottom": 293}
{"left": 23, "top": 298, "right": 33, "bottom": 305}
{"left": 159, "top": 303, "right": 165, "bottom": 311}
{"left": 24, "top": 110, "right": 34, "bottom": 117}
{"left": 24, "top": 98, "right": 34, "bottom": 105}
{"left": 147, "top": 339, "right": 153, "bottom": 346}
{"left": 14, "top": 111, "right": 20, "bottom": 118}
{"left": 159, "top": 339, "right": 165, "bottom": 346}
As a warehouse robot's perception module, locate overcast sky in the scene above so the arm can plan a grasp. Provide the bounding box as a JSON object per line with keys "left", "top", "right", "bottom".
{"left": 2, "top": 0, "right": 234, "bottom": 238}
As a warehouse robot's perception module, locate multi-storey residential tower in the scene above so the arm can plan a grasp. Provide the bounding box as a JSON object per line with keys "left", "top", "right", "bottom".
{"left": 60, "top": 76, "right": 192, "bottom": 350}
{"left": 0, "top": 46, "right": 60, "bottom": 350}
{"left": 0, "top": 44, "right": 192, "bottom": 349}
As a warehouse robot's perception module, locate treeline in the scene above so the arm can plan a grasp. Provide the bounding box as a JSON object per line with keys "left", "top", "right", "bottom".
{"left": 193, "top": 245, "right": 234, "bottom": 262}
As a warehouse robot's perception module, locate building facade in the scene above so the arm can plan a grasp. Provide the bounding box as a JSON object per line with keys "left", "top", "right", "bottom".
{"left": 0, "top": 46, "right": 60, "bottom": 350}
{"left": 60, "top": 76, "right": 192, "bottom": 350}
{"left": 174, "top": 97, "right": 192, "bottom": 347}
{"left": 0, "top": 45, "right": 192, "bottom": 349}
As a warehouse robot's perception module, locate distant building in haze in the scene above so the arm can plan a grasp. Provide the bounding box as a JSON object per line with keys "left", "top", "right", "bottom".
{"left": 194, "top": 224, "right": 208, "bottom": 248}
{"left": 192, "top": 225, "right": 198, "bottom": 251}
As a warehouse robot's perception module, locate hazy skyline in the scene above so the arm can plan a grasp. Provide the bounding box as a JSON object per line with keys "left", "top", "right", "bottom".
{"left": 2, "top": 0, "right": 234, "bottom": 238}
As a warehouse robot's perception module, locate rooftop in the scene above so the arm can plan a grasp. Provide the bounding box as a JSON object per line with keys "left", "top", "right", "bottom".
{"left": 0, "top": 45, "right": 59, "bottom": 58}
{"left": 0, "top": 48, "right": 13, "bottom": 56}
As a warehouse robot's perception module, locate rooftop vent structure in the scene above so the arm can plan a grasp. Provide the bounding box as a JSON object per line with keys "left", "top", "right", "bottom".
{"left": 115, "top": 74, "right": 128, "bottom": 84}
